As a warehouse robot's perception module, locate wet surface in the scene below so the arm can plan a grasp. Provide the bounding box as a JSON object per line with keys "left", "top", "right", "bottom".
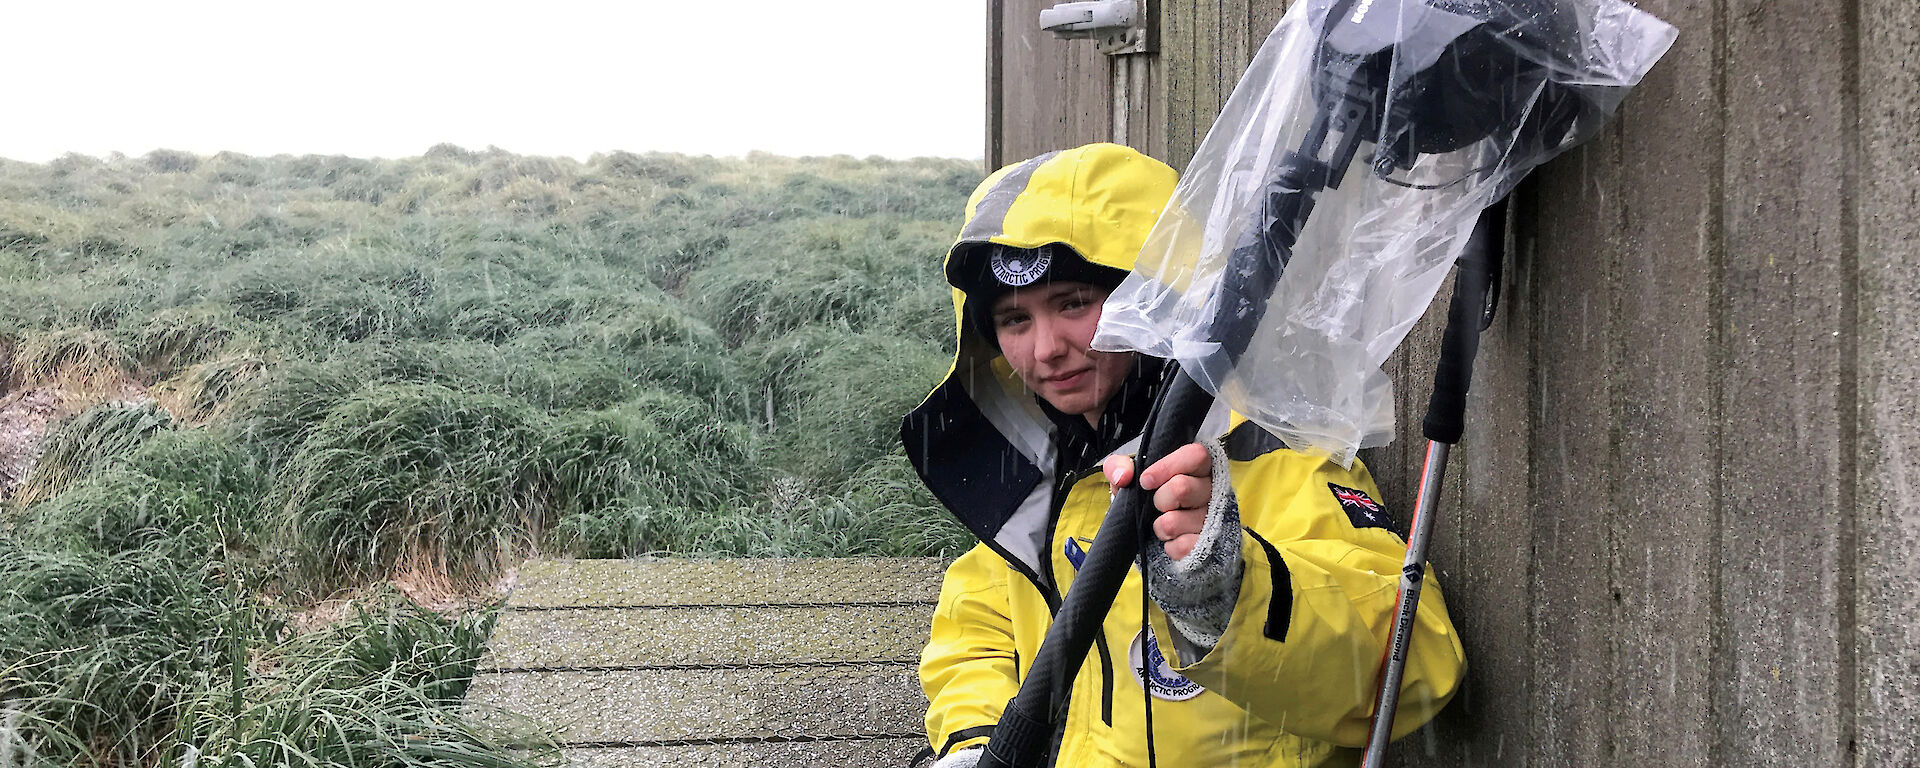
{"left": 466, "top": 557, "right": 946, "bottom": 763}
{"left": 478, "top": 604, "right": 932, "bottom": 670}
{"left": 507, "top": 557, "right": 948, "bottom": 608}
{"left": 558, "top": 738, "right": 924, "bottom": 768}
{"left": 467, "top": 665, "right": 924, "bottom": 742}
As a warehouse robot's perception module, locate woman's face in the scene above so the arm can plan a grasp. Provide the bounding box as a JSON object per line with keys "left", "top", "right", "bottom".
{"left": 989, "top": 281, "right": 1134, "bottom": 425}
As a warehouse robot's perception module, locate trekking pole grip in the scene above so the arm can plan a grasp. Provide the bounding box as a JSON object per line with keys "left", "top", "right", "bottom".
{"left": 1421, "top": 200, "right": 1505, "bottom": 445}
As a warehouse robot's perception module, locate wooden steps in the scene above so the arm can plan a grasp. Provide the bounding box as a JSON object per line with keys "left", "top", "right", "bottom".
{"left": 465, "top": 558, "right": 947, "bottom": 767}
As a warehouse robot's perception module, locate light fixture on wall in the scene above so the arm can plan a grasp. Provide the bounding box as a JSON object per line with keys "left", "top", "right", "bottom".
{"left": 1039, "top": 0, "right": 1154, "bottom": 55}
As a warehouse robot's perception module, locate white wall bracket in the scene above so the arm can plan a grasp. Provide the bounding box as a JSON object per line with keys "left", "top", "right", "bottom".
{"left": 1039, "top": 0, "right": 1154, "bottom": 55}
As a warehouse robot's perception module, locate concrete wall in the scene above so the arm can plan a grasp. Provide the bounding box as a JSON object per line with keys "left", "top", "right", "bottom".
{"left": 985, "top": 1, "right": 1919, "bottom": 764}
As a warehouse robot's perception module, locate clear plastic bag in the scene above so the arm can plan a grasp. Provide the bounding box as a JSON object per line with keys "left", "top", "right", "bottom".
{"left": 1093, "top": 0, "right": 1676, "bottom": 465}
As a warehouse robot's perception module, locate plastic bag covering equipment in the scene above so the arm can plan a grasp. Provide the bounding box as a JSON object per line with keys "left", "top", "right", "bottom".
{"left": 1092, "top": 0, "right": 1677, "bottom": 465}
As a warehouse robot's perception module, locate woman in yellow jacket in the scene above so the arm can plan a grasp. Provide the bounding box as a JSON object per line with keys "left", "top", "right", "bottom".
{"left": 900, "top": 143, "right": 1465, "bottom": 768}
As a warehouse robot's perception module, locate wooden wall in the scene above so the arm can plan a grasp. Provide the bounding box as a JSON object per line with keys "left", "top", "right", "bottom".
{"left": 989, "top": 0, "right": 1122, "bottom": 166}
{"left": 985, "top": 0, "right": 1919, "bottom": 764}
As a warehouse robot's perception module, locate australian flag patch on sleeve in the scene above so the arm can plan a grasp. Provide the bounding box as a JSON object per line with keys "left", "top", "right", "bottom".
{"left": 1328, "top": 483, "right": 1392, "bottom": 531}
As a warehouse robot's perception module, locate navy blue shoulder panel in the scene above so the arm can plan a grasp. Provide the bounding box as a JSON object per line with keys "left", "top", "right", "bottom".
{"left": 901, "top": 376, "right": 1043, "bottom": 545}
{"left": 1222, "top": 419, "right": 1286, "bottom": 462}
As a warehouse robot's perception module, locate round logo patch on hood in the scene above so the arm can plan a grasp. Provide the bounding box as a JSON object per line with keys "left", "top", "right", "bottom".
{"left": 990, "top": 246, "right": 1051, "bottom": 287}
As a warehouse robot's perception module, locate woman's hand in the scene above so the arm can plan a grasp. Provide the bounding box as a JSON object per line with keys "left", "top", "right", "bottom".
{"left": 1102, "top": 442, "right": 1213, "bottom": 561}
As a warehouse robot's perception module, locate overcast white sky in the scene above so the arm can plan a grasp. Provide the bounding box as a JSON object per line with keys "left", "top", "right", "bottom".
{"left": 2, "top": 0, "right": 987, "bottom": 163}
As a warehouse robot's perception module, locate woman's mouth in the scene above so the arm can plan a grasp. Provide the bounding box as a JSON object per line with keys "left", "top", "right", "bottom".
{"left": 1046, "top": 369, "right": 1091, "bottom": 388}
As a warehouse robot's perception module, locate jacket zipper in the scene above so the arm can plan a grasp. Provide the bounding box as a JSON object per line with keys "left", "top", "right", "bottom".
{"left": 1051, "top": 464, "right": 1116, "bottom": 727}
{"left": 1040, "top": 464, "right": 1082, "bottom": 612}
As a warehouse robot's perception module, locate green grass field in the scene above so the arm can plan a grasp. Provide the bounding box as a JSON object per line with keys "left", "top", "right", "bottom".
{"left": 0, "top": 147, "right": 980, "bottom": 765}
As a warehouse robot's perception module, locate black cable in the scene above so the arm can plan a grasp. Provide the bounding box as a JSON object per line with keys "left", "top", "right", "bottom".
{"left": 1374, "top": 157, "right": 1502, "bottom": 190}
{"left": 1139, "top": 537, "right": 1158, "bottom": 768}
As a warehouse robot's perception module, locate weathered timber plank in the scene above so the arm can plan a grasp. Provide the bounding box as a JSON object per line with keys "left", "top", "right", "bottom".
{"left": 1605, "top": 1, "right": 1719, "bottom": 764}
{"left": 1218, "top": 0, "right": 1251, "bottom": 112}
{"left": 997, "top": 0, "right": 1071, "bottom": 163}
{"left": 1252, "top": 0, "right": 1288, "bottom": 52}
{"left": 466, "top": 665, "right": 922, "bottom": 744}
{"left": 1161, "top": 0, "right": 1200, "bottom": 166}
{"left": 1855, "top": 0, "right": 1920, "bottom": 762}
{"left": 987, "top": 0, "right": 1006, "bottom": 167}
{"left": 558, "top": 739, "right": 926, "bottom": 768}
{"left": 1524, "top": 134, "right": 1622, "bottom": 767}
{"left": 1187, "top": 0, "right": 1221, "bottom": 167}
{"left": 1121, "top": 52, "right": 1164, "bottom": 158}
{"left": 1126, "top": 1, "right": 1166, "bottom": 158}
{"left": 1364, "top": 345, "right": 1414, "bottom": 520}
{"left": 1719, "top": 0, "right": 1851, "bottom": 763}
{"left": 1063, "top": 20, "right": 1112, "bottom": 147}
{"left": 478, "top": 604, "right": 932, "bottom": 670}
{"left": 506, "top": 557, "right": 947, "bottom": 608}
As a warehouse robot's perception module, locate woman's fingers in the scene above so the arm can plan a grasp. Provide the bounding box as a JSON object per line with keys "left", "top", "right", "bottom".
{"left": 1110, "top": 442, "right": 1212, "bottom": 491}
{"left": 1153, "top": 474, "right": 1210, "bottom": 514}
{"left": 1102, "top": 454, "right": 1135, "bottom": 489}
{"left": 1107, "top": 442, "right": 1215, "bottom": 561}
{"left": 1153, "top": 507, "right": 1207, "bottom": 541}
{"left": 1137, "top": 443, "right": 1211, "bottom": 489}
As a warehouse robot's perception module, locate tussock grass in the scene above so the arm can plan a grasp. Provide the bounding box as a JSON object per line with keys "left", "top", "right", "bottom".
{"left": 12, "top": 428, "right": 265, "bottom": 558}
{"left": 741, "top": 328, "right": 948, "bottom": 485}
{"left": 380, "top": 339, "right": 639, "bottom": 413}
{"left": 228, "top": 361, "right": 369, "bottom": 470}
{"left": 686, "top": 220, "right": 936, "bottom": 345}
{"left": 659, "top": 454, "right": 969, "bottom": 559}
{"left": 542, "top": 392, "right": 757, "bottom": 557}
{"left": 276, "top": 385, "right": 550, "bottom": 593}
{"left": 0, "top": 333, "right": 17, "bottom": 390}
{"left": 0, "top": 148, "right": 982, "bottom": 764}
{"left": 13, "top": 401, "right": 173, "bottom": 508}
{"left": 165, "top": 597, "right": 552, "bottom": 768}
{"left": 12, "top": 329, "right": 138, "bottom": 394}
{"left": 0, "top": 546, "right": 241, "bottom": 762}
{"left": 0, "top": 555, "right": 540, "bottom": 768}
{"left": 123, "top": 306, "right": 251, "bottom": 379}
{"left": 152, "top": 348, "right": 273, "bottom": 424}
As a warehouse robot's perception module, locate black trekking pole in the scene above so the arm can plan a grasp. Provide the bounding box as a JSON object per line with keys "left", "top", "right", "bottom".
{"left": 1361, "top": 196, "right": 1505, "bottom": 767}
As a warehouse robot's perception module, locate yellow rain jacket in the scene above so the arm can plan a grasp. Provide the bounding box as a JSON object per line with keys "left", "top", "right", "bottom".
{"left": 900, "top": 144, "right": 1465, "bottom": 767}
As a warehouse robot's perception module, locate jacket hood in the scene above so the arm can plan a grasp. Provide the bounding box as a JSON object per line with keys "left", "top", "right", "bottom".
{"left": 946, "top": 142, "right": 1177, "bottom": 287}
{"left": 900, "top": 144, "right": 1179, "bottom": 585}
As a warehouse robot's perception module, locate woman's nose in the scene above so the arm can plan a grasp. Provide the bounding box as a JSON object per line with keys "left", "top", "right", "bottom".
{"left": 1031, "top": 316, "right": 1070, "bottom": 361}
